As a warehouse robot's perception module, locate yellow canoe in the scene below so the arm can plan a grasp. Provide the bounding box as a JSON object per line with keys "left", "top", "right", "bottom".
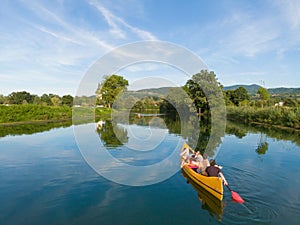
{"left": 181, "top": 142, "right": 224, "bottom": 201}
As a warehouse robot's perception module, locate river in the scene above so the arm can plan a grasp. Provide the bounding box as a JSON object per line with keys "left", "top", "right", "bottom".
{"left": 0, "top": 116, "right": 300, "bottom": 225}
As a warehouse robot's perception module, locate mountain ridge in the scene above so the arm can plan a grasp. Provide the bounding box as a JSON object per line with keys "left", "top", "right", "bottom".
{"left": 131, "top": 84, "right": 300, "bottom": 96}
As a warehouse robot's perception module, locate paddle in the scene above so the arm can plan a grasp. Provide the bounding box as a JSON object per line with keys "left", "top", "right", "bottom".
{"left": 225, "top": 184, "right": 244, "bottom": 203}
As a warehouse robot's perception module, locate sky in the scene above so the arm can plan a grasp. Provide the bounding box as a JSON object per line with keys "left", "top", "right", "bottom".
{"left": 0, "top": 0, "right": 300, "bottom": 96}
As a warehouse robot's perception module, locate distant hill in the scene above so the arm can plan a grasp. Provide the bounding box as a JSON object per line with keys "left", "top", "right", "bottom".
{"left": 223, "top": 84, "right": 261, "bottom": 95}
{"left": 223, "top": 84, "right": 300, "bottom": 95}
{"left": 127, "top": 85, "right": 300, "bottom": 98}
{"left": 125, "top": 87, "right": 172, "bottom": 98}
{"left": 267, "top": 87, "right": 300, "bottom": 95}
{"left": 135, "top": 87, "right": 172, "bottom": 95}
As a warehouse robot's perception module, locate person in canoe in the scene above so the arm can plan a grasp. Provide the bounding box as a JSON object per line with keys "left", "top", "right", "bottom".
{"left": 193, "top": 151, "right": 205, "bottom": 174}
{"left": 202, "top": 159, "right": 228, "bottom": 186}
{"left": 180, "top": 147, "right": 190, "bottom": 168}
{"left": 195, "top": 152, "right": 210, "bottom": 174}
{"left": 187, "top": 154, "right": 199, "bottom": 172}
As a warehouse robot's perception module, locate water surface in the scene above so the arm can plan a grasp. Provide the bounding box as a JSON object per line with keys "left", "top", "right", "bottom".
{"left": 0, "top": 118, "right": 300, "bottom": 225}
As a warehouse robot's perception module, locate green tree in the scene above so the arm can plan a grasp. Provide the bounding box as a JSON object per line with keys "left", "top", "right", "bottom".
{"left": 183, "top": 75, "right": 207, "bottom": 114}
{"left": 33, "top": 95, "right": 42, "bottom": 105}
{"left": 143, "top": 97, "right": 154, "bottom": 109}
{"left": 224, "top": 87, "right": 249, "bottom": 106}
{"left": 132, "top": 100, "right": 145, "bottom": 111}
{"left": 284, "top": 98, "right": 297, "bottom": 107}
{"left": 257, "top": 87, "right": 270, "bottom": 107}
{"left": 96, "top": 74, "right": 128, "bottom": 108}
{"left": 185, "top": 70, "right": 226, "bottom": 154}
{"left": 41, "top": 94, "right": 52, "bottom": 106}
{"left": 62, "top": 95, "right": 74, "bottom": 107}
{"left": 183, "top": 70, "right": 223, "bottom": 115}
{"left": 257, "top": 87, "right": 270, "bottom": 100}
{"left": 233, "top": 87, "right": 250, "bottom": 106}
{"left": 223, "top": 90, "right": 234, "bottom": 106}
{"left": 8, "top": 91, "right": 34, "bottom": 104}
{"left": 51, "top": 96, "right": 61, "bottom": 106}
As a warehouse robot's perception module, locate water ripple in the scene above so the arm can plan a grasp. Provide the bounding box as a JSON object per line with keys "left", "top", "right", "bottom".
{"left": 222, "top": 199, "right": 279, "bottom": 225}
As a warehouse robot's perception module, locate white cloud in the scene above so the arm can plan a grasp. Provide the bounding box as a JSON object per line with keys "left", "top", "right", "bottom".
{"left": 22, "top": 1, "right": 113, "bottom": 50}
{"left": 1, "top": 0, "right": 298, "bottom": 95}
{"left": 0, "top": 0, "right": 159, "bottom": 95}
{"left": 89, "top": 1, "right": 127, "bottom": 39}
{"left": 33, "top": 25, "right": 84, "bottom": 46}
{"left": 88, "top": 0, "right": 157, "bottom": 41}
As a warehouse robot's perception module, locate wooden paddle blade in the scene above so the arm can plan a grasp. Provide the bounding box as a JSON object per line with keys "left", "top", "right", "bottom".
{"left": 231, "top": 191, "right": 244, "bottom": 203}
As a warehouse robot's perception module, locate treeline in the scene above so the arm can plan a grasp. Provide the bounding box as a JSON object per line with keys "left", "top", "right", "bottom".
{"left": 114, "top": 96, "right": 161, "bottom": 111}
{"left": 2, "top": 71, "right": 300, "bottom": 130}
{"left": 0, "top": 91, "right": 74, "bottom": 107}
{"left": 223, "top": 86, "right": 300, "bottom": 107}
{"left": 226, "top": 106, "right": 300, "bottom": 129}
{"left": 224, "top": 86, "right": 300, "bottom": 129}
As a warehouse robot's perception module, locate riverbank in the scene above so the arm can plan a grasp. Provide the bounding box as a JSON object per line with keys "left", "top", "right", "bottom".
{"left": 2, "top": 105, "right": 299, "bottom": 131}
{"left": 226, "top": 106, "right": 300, "bottom": 130}
{"left": 0, "top": 105, "right": 112, "bottom": 124}
{"left": 0, "top": 105, "right": 71, "bottom": 124}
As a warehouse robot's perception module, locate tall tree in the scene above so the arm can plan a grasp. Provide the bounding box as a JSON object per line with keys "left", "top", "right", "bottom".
{"left": 233, "top": 87, "right": 250, "bottom": 106}
{"left": 96, "top": 74, "right": 128, "bottom": 108}
{"left": 183, "top": 70, "right": 223, "bottom": 115}
{"left": 257, "top": 87, "right": 270, "bottom": 108}
{"left": 257, "top": 87, "right": 270, "bottom": 101}
{"left": 183, "top": 70, "right": 226, "bottom": 155}
{"left": 183, "top": 79, "right": 207, "bottom": 114}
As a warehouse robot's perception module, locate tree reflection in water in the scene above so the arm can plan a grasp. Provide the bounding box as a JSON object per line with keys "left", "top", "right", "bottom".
{"left": 95, "top": 112, "right": 300, "bottom": 156}
{"left": 95, "top": 111, "right": 224, "bottom": 157}
{"left": 0, "top": 120, "right": 72, "bottom": 138}
{"left": 96, "top": 120, "right": 128, "bottom": 148}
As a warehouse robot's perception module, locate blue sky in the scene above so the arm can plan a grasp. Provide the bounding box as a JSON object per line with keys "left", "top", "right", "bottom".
{"left": 0, "top": 0, "right": 300, "bottom": 96}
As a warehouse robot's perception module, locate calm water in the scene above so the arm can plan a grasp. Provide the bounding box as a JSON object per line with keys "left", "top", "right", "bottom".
{"left": 0, "top": 118, "right": 300, "bottom": 225}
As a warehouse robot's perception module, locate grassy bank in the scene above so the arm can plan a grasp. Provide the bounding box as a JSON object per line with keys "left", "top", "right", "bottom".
{"left": 0, "top": 105, "right": 113, "bottom": 124}
{"left": 226, "top": 106, "right": 300, "bottom": 129}
{"left": 0, "top": 105, "right": 72, "bottom": 123}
